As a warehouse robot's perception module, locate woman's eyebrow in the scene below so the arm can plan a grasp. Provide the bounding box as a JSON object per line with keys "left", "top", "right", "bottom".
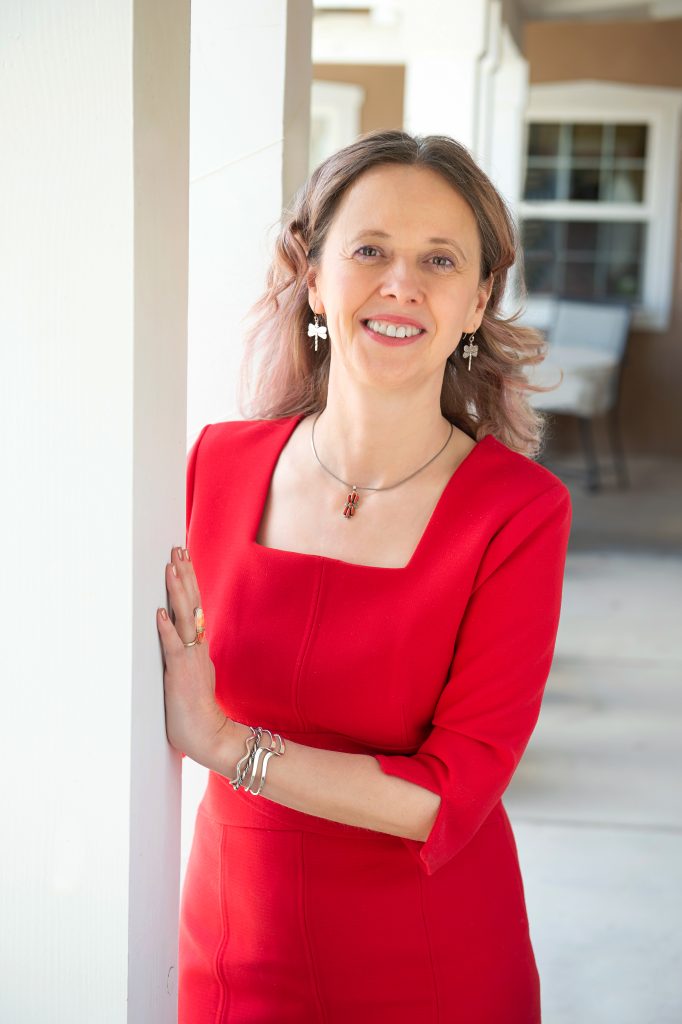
{"left": 350, "top": 229, "right": 467, "bottom": 262}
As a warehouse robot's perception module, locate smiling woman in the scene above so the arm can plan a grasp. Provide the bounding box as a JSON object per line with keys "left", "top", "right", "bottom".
{"left": 240, "top": 130, "right": 556, "bottom": 456}
{"left": 172, "top": 130, "right": 571, "bottom": 1023}
{"left": 303, "top": 161, "right": 495, "bottom": 409}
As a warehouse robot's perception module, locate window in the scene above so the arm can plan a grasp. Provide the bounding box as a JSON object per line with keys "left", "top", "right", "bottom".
{"left": 522, "top": 121, "right": 647, "bottom": 305}
{"left": 524, "top": 122, "right": 648, "bottom": 204}
{"left": 518, "top": 83, "right": 682, "bottom": 332}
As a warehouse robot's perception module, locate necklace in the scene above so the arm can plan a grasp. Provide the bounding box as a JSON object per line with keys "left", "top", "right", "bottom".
{"left": 310, "top": 410, "right": 455, "bottom": 519}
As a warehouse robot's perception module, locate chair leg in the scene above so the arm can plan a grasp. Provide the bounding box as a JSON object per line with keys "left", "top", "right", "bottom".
{"left": 606, "top": 405, "right": 629, "bottom": 489}
{"left": 577, "top": 417, "right": 601, "bottom": 492}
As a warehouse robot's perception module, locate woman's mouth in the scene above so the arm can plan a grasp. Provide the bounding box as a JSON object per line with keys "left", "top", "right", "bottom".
{"left": 361, "top": 319, "right": 426, "bottom": 347}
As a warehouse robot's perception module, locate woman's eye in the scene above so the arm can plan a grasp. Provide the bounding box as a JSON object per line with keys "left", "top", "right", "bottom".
{"left": 354, "top": 247, "right": 455, "bottom": 268}
{"left": 430, "top": 255, "right": 455, "bottom": 269}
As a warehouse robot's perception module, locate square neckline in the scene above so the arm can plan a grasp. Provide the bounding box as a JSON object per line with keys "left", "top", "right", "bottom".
{"left": 250, "top": 412, "right": 492, "bottom": 572}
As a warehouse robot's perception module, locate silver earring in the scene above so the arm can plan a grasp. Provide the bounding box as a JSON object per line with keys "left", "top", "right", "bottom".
{"left": 307, "top": 313, "right": 328, "bottom": 353}
{"left": 462, "top": 332, "right": 478, "bottom": 371}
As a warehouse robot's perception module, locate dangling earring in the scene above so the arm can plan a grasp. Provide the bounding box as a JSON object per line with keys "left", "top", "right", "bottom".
{"left": 307, "top": 312, "right": 328, "bottom": 353}
{"left": 462, "top": 332, "right": 478, "bottom": 371}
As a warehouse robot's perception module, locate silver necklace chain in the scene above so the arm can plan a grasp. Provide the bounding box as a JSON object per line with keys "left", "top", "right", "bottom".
{"left": 309, "top": 410, "right": 454, "bottom": 494}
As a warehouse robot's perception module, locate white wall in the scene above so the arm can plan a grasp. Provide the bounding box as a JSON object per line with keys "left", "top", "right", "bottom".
{"left": 0, "top": 1, "right": 190, "bottom": 1021}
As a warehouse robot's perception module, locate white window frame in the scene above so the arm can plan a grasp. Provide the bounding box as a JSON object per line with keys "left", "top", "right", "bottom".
{"left": 518, "top": 81, "right": 682, "bottom": 332}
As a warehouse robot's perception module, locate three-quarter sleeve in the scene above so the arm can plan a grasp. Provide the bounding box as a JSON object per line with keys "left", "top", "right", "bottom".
{"left": 186, "top": 423, "right": 212, "bottom": 545}
{"left": 374, "top": 481, "right": 572, "bottom": 876}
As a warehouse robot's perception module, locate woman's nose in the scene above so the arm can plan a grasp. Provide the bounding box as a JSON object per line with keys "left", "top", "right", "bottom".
{"left": 378, "top": 259, "right": 424, "bottom": 304}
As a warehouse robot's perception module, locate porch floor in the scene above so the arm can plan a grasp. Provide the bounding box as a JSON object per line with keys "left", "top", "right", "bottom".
{"left": 506, "top": 453, "right": 682, "bottom": 1023}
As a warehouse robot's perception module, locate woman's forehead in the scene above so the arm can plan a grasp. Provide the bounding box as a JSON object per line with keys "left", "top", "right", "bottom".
{"left": 329, "top": 164, "right": 480, "bottom": 246}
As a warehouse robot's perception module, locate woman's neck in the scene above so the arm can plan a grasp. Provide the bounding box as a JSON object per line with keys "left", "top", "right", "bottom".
{"left": 309, "top": 401, "right": 454, "bottom": 490}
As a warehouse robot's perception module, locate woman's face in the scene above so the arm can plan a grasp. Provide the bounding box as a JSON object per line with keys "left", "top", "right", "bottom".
{"left": 307, "top": 163, "right": 493, "bottom": 391}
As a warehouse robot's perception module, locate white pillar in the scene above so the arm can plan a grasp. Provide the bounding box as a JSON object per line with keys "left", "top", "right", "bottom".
{"left": 476, "top": 0, "right": 503, "bottom": 172}
{"left": 402, "top": 0, "right": 489, "bottom": 150}
{"left": 489, "top": 26, "right": 529, "bottom": 207}
{"left": 183, "top": 0, "right": 313, "bottom": 876}
{"left": 187, "top": 0, "right": 312, "bottom": 437}
{"left": 489, "top": 25, "right": 530, "bottom": 314}
{"left": 0, "top": 1, "right": 190, "bottom": 1021}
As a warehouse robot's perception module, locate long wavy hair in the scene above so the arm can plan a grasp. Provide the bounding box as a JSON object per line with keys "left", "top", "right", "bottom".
{"left": 238, "top": 129, "right": 557, "bottom": 457}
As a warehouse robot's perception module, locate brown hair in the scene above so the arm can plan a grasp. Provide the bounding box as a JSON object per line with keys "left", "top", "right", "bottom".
{"left": 238, "top": 129, "right": 556, "bottom": 457}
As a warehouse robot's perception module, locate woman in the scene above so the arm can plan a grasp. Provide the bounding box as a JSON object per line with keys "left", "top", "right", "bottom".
{"left": 157, "top": 130, "right": 571, "bottom": 1023}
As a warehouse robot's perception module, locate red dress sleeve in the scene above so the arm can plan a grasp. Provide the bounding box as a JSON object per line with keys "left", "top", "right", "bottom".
{"left": 374, "top": 481, "right": 572, "bottom": 876}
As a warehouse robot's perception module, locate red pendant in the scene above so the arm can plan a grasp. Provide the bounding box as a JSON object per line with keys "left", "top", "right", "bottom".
{"left": 343, "top": 487, "right": 359, "bottom": 518}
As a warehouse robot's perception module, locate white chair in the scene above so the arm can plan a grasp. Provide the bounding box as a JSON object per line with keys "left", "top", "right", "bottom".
{"left": 525, "top": 300, "right": 633, "bottom": 491}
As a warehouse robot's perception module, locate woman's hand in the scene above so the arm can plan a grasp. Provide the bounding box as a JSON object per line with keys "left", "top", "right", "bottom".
{"left": 157, "top": 545, "right": 233, "bottom": 769}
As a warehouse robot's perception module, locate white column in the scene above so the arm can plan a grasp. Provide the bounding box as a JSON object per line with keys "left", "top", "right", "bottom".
{"left": 476, "top": 0, "right": 503, "bottom": 172}
{"left": 402, "top": 0, "right": 489, "bottom": 150}
{"left": 284, "top": 0, "right": 314, "bottom": 208}
{"left": 187, "top": 0, "right": 312, "bottom": 437}
{"left": 183, "top": 0, "right": 313, "bottom": 876}
{"left": 489, "top": 24, "right": 529, "bottom": 212}
{"left": 400, "top": 0, "right": 529, "bottom": 313}
{"left": 489, "top": 24, "right": 530, "bottom": 315}
{"left": 0, "top": 1, "right": 190, "bottom": 1021}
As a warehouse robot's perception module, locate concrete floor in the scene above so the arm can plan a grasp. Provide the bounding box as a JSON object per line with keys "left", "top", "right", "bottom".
{"left": 505, "top": 453, "right": 682, "bottom": 1023}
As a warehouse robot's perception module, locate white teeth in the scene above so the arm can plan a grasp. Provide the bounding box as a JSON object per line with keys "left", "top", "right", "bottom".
{"left": 366, "top": 319, "right": 422, "bottom": 338}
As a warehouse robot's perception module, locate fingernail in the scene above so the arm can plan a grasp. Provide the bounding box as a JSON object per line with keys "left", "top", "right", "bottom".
{"left": 184, "top": 548, "right": 190, "bottom": 561}
{"left": 171, "top": 564, "right": 178, "bottom": 577}
{"left": 177, "top": 547, "right": 185, "bottom": 560}
{"left": 160, "top": 608, "right": 168, "bottom": 620}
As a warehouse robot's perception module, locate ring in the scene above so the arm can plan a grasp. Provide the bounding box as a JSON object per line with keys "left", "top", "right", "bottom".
{"left": 183, "top": 607, "right": 206, "bottom": 647}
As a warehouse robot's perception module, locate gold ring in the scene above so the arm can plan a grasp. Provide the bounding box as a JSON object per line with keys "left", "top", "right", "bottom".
{"left": 183, "top": 607, "right": 206, "bottom": 647}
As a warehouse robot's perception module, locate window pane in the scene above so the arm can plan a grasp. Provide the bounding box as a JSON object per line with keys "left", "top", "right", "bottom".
{"left": 563, "top": 260, "right": 599, "bottom": 300}
{"left": 606, "top": 221, "right": 644, "bottom": 256}
{"left": 522, "top": 219, "right": 559, "bottom": 253}
{"left": 520, "top": 218, "right": 645, "bottom": 302}
{"left": 605, "top": 263, "right": 641, "bottom": 299}
{"left": 566, "top": 221, "right": 599, "bottom": 252}
{"left": 524, "top": 257, "right": 556, "bottom": 294}
{"left": 570, "top": 168, "right": 601, "bottom": 201}
{"left": 528, "top": 123, "right": 560, "bottom": 157}
{"left": 571, "top": 124, "right": 604, "bottom": 159}
{"left": 524, "top": 165, "right": 559, "bottom": 200}
{"left": 602, "top": 168, "right": 644, "bottom": 203}
{"left": 614, "top": 124, "right": 647, "bottom": 159}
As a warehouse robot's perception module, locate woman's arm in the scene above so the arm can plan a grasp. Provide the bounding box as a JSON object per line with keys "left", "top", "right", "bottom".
{"left": 166, "top": 434, "right": 570, "bottom": 872}
{"left": 209, "top": 721, "right": 441, "bottom": 842}
{"left": 159, "top": 541, "right": 440, "bottom": 842}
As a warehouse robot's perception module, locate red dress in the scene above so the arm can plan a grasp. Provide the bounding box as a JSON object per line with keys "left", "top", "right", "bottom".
{"left": 179, "top": 413, "right": 572, "bottom": 1024}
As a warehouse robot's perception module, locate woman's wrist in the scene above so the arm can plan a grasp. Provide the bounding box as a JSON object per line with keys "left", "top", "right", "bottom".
{"left": 208, "top": 718, "right": 251, "bottom": 778}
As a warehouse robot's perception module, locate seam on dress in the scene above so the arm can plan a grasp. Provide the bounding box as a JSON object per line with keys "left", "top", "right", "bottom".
{"left": 415, "top": 861, "right": 441, "bottom": 1022}
{"left": 213, "top": 825, "right": 231, "bottom": 1024}
{"left": 299, "top": 832, "right": 329, "bottom": 1023}
{"left": 291, "top": 559, "right": 325, "bottom": 730}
